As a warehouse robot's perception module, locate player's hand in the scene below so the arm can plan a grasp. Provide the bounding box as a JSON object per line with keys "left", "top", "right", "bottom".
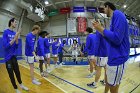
{"left": 35, "top": 56, "right": 39, "bottom": 62}
{"left": 80, "top": 52, "right": 84, "bottom": 57}
{"left": 92, "top": 21, "right": 104, "bottom": 33}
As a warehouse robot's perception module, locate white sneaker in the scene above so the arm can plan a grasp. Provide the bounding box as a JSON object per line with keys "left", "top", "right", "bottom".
{"left": 61, "top": 62, "right": 65, "bottom": 65}
{"left": 59, "top": 63, "right": 63, "bottom": 67}
{"left": 46, "top": 68, "right": 52, "bottom": 73}
{"left": 32, "top": 79, "right": 41, "bottom": 85}
{"left": 86, "top": 73, "right": 94, "bottom": 78}
{"left": 15, "top": 89, "right": 21, "bottom": 93}
{"left": 19, "top": 84, "right": 29, "bottom": 91}
{"left": 54, "top": 64, "right": 59, "bottom": 68}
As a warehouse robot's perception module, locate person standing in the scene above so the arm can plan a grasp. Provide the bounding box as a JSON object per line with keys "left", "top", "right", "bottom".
{"left": 82, "top": 27, "right": 96, "bottom": 78}
{"left": 92, "top": 2, "right": 130, "bottom": 93}
{"left": 58, "top": 40, "right": 67, "bottom": 66}
{"left": 87, "top": 30, "right": 108, "bottom": 88}
{"left": 52, "top": 38, "right": 60, "bottom": 68}
{"left": 3, "top": 18, "right": 28, "bottom": 93}
{"left": 44, "top": 32, "right": 52, "bottom": 72}
{"left": 37, "top": 31, "right": 48, "bottom": 77}
{"left": 25, "top": 25, "right": 41, "bottom": 85}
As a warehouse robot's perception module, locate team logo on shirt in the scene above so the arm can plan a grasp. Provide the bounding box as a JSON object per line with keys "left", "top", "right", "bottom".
{"left": 8, "top": 34, "right": 15, "bottom": 40}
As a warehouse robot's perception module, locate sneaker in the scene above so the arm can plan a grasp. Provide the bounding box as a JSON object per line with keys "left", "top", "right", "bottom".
{"left": 46, "top": 68, "right": 52, "bottom": 73}
{"left": 32, "top": 79, "right": 41, "bottom": 85}
{"left": 54, "top": 64, "right": 59, "bottom": 68}
{"left": 41, "top": 72, "right": 45, "bottom": 77}
{"left": 15, "top": 89, "right": 21, "bottom": 93}
{"left": 61, "top": 62, "right": 65, "bottom": 65}
{"left": 100, "top": 80, "right": 106, "bottom": 85}
{"left": 43, "top": 71, "right": 48, "bottom": 77}
{"left": 59, "top": 63, "right": 63, "bottom": 67}
{"left": 87, "top": 82, "right": 97, "bottom": 88}
{"left": 19, "top": 84, "right": 29, "bottom": 91}
{"left": 86, "top": 74, "right": 93, "bottom": 78}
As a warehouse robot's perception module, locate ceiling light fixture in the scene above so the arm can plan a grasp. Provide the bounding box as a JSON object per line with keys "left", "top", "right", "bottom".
{"left": 45, "top": 1, "right": 49, "bottom": 5}
{"left": 123, "top": 5, "right": 127, "bottom": 8}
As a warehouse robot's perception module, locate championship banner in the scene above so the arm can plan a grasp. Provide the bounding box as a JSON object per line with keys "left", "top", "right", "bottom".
{"left": 60, "top": 7, "right": 71, "bottom": 14}
{"left": 78, "top": 17, "right": 87, "bottom": 32}
{"left": 67, "top": 18, "right": 77, "bottom": 33}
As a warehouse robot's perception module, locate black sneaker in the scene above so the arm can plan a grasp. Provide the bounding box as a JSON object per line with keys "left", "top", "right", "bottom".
{"left": 100, "top": 80, "right": 106, "bottom": 85}
{"left": 87, "top": 82, "right": 97, "bottom": 88}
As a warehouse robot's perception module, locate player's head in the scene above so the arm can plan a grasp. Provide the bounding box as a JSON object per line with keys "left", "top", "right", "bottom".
{"left": 85, "top": 27, "right": 93, "bottom": 35}
{"left": 63, "top": 40, "right": 66, "bottom": 44}
{"left": 54, "top": 38, "right": 57, "bottom": 42}
{"left": 104, "top": 2, "right": 116, "bottom": 17}
{"left": 45, "top": 31, "right": 50, "bottom": 38}
{"left": 9, "top": 18, "right": 17, "bottom": 28}
{"left": 32, "top": 25, "right": 41, "bottom": 35}
{"left": 73, "top": 39, "right": 78, "bottom": 44}
{"left": 39, "top": 31, "right": 47, "bottom": 38}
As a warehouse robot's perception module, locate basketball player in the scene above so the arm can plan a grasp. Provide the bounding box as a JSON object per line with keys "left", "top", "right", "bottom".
{"left": 3, "top": 18, "right": 28, "bottom": 93}
{"left": 68, "top": 39, "right": 81, "bottom": 64}
{"left": 52, "top": 38, "right": 60, "bottom": 68}
{"left": 82, "top": 27, "right": 96, "bottom": 78}
{"left": 87, "top": 30, "right": 108, "bottom": 88}
{"left": 37, "top": 31, "right": 48, "bottom": 77}
{"left": 92, "top": 2, "right": 130, "bottom": 93}
{"left": 58, "top": 40, "right": 67, "bottom": 66}
{"left": 25, "top": 25, "right": 41, "bottom": 85}
{"left": 44, "top": 32, "right": 52, "bottom": 72}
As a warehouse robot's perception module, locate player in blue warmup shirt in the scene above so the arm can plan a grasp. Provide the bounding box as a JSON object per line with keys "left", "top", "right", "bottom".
{"left": 92, "top": 2, "right": 130, "bottom": 93}
{"left": 82, "top": 27, "right": 96, "bottom": 78}
{"left": 37, "top": 31, "right": 48, "bottom": 77}
{"left": 25, "top": 25, "right": 41, "bottom": 85}
{"left": 58, "top": 40, "right": 67, "bottom": 66}
{"left": 52, "top": 38, "right": 60, "bottom": 68}
{"left": 3, "top": 18, "right": 28, "bottom": 93}
{"left": 44, "top": 32, "right": 52, "bottom": 72}
{"left": 87, "top": 30, "right": 108, "bottom": 88}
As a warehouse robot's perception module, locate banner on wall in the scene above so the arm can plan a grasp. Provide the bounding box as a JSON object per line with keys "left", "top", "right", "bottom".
{"left": 78, "top": 17, "right": 87, "bottom": 32}
{"left": 47, "top": 9, "right": 59, "bottom": 16}
{"left": 73, "top": 7, "right": 85, "bottom": 12}
{"left": 86, "top": 7, "right": 97, "bottom": 12}
{"left": 67, "top": 18, "right": 77, "bottom": 33}
{"left": 60, "top": 7, "right": 71, "bottom": 14}
{"left": 48, "top": 37, "right": 80, "bottom": 46}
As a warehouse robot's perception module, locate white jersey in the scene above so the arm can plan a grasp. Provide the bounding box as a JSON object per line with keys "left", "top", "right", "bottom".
{"left": 69, "top": 44, "right": 80, "bottom": 56}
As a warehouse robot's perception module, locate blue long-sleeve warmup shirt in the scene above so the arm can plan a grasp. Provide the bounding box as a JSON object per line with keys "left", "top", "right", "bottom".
{"left": 103, "top": 10, "right": 130, "bottom": 66}
{"left": 44, "top": 38, "right": 51, "bottom": 54}
{"left": 52, "top": 42, "right": 59, "bottom": 55}
{"left": 83, "top": 33, "right": 96, "bottom": 55}
{"left": 25, "top": 32, "right": 36, "bottom": 56}
{"left": 3, "top": 29, "right": 18, "bottom": 62}
{"left": 37, "top": 37, "right": 45, "bottom": 56}
{"left": 95, "top": 31, "right": 108, "bottom": 57}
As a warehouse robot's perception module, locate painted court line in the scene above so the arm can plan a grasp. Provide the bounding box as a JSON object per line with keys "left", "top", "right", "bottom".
{"left": 19, "top": 62, "right": 93, "bottom": 93}
{"left": 49, "top": 73, "right": 93, "bottom": 93}
{"left": 129, "top": 83, "right": 140, "bottom": 93}
{"left": 19, "top": 63, "right": 68, "bottom": 93}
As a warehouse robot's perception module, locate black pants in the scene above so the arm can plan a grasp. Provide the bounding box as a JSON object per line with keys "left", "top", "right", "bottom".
{"left": 58, "top": 52, "right": 63, "bottom": 63}
{"left": 5, "top": 56, "right": 22, "bottom": 89}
